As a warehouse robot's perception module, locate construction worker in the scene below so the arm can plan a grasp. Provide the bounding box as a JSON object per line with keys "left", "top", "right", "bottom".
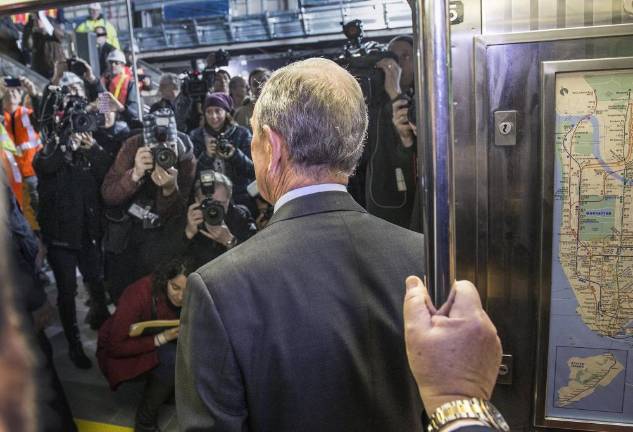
{"left": 0, "top": 122, "right": 23, "bottom": 207}
{"left": 2, "top": 76, "right": 42, "bottom": 213}
{"left": 75, "top": 2, "right": 120, "bottom": 49}
{"left": 102, "top": 49, "right": 139, "bottom": 126}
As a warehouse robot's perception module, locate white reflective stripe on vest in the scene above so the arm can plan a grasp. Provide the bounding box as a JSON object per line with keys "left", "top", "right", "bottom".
{"left": 20, "top": 109, "right": 41, "bottom": 149}
{"left": 4, "top": 150, "right": 22, "bottom": 183}
{"left": 18, "top": 141, "right": 40, "bottom": 151}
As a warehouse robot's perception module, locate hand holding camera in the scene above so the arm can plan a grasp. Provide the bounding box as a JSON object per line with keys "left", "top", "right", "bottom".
{"left": 69, "top": 132, "right": 94, "bottom": 151}
{"left": 199, "top": 222, "right": 234, "bottom": 247}
{"left": 132, "top": 147, "right": 154, "bottom": 182}
{"left": 205, "top": 136, "right": 217, "bottom": 157}
{"left": 392, "top": 98, "right": 415, "bottom": 148}
{"left": 185, "top": 201, "right": 204, "bottom": 239}
{"left": 151, "top": 165, "right": 178, "bottom": 195}
{"left": 376, "top": 58, "right": 402, "bottom": 101}
{"left": 18, "top": 77, "right": 38, "bottom": 97}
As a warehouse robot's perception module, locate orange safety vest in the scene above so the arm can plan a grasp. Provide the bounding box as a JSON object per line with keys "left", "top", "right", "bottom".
{"left": 0, "top": 130, "right": 23, "bottom": 208}
{"left": 4, "top": 106, "right": 42, "bottom": 178}
{"left": 108, "top": 67, "right": 132, "bottom": 105}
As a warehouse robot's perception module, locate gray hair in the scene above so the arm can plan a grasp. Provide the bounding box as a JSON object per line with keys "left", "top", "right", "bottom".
{"left": 159, "top": 73, "right": 181, "bottom": 90}
{"left": 252, "top": 57, "right": 367, "bottom": 178}
{"left": 213, "top": 172, "right": 233, "bottom": 198}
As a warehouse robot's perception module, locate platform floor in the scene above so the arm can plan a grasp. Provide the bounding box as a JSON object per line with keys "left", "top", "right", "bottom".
{"left": 45, "top": 275, "right": 178, "bottom": 432}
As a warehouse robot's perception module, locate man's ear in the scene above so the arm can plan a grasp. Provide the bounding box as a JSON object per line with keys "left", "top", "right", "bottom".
{"left": 263, "top": 125, "right": 286, "bottom": 175}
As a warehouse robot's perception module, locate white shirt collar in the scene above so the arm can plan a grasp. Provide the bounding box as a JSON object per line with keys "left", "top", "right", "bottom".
{"left": 273, "top": 183, "right": 348, "bottom": 214}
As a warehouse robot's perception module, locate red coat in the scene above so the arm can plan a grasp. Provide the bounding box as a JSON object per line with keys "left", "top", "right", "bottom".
{"left": 97, "top": 275, "right": 179, "bottom": 390}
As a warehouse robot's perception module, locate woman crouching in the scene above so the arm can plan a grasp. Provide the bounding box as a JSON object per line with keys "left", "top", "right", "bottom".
{"left": 97, "top": 257, "right": 192, "bottom": 432}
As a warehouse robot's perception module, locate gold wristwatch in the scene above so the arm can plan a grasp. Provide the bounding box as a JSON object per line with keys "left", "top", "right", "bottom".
{"left": 427, "top": 398, "right": 510, "bottom": 432}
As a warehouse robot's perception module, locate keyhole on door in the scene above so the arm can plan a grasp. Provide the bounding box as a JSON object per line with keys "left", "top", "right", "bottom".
{"left": 499, "top": 121, "right": 513, "bottom": 135}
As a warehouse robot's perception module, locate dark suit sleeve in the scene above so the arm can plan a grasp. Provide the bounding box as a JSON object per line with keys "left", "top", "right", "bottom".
{"left": 176, "top": 272, "right": 248, "bottom": 431}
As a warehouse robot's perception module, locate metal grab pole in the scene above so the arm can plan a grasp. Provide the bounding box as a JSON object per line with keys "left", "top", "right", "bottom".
{"left": 413, "top": 0, "right": 456, "bottom": 305}
{"left": 125, "top": 0, "right": 143, "bottom": 122}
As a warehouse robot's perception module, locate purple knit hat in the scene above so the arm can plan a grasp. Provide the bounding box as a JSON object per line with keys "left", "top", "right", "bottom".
{"left": 204, "top": 92, "right": 233, "bottom": 113}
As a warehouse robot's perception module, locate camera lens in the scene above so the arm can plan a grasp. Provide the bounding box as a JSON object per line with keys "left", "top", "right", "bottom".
{"left": 153, "top": 147, "right": 177, "bottom": 169}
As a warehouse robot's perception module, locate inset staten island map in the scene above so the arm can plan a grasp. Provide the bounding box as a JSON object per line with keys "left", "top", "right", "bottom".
{"left": 545, "top": 69, "right": 633, "bottom": 424}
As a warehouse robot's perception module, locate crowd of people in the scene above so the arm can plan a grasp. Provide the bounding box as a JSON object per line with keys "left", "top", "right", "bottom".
{"left": 0, "top": 4, "right": 480, "bottom": 432}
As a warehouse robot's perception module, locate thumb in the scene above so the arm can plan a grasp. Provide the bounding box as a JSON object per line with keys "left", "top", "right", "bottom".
{"left": 403, "top": 276, "right": 433, "bottom": 333}
{"left": 448, "top": 280, "right": 484, "bottom": 319}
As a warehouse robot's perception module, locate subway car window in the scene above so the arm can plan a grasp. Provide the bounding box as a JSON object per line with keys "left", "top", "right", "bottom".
{"left": 1, "top": 0, "right": 633, "bottom": 431}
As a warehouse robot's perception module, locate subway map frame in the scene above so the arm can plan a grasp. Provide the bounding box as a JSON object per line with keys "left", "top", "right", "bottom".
{"left": 536, "top": 57, "right": 633, "bottom": 431}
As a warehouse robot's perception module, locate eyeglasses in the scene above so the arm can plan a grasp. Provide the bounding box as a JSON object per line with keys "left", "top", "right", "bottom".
{"left": 96, "top": 34, "right": 107, "bottom": 37}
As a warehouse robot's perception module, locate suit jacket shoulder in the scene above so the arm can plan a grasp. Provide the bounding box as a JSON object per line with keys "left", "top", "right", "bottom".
{"left": 180, "top": 191, "right": 425, "bottom": 431}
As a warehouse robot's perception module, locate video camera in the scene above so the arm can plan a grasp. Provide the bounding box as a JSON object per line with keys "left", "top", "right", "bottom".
{"left": 64, "top": 97, "right": 104, "bottom": 134}
{"left": 334, "top": 19, "right": 398, "bottom": 106}
{"left": 182, "top": 49, "right": 231, "bottom": 98}
{"left": 142, "top": 108, "right": 179, "bottom": 170}
{"left": 182, "top": 68, "right": 215, "bottom": 98}
{"left": 198, "top": 170, "right": 225, "bottom": 226}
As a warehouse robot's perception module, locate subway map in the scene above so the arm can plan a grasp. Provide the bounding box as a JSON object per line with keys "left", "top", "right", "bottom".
{"left": 545, "top": 69, "right": 633, "bottom": 423}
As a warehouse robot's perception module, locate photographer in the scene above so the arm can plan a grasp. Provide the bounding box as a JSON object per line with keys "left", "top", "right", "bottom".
{"left": 49, "top": 58, "right": 106, "bottom": 104}
{"left": 190, "top": 92, "right": 255, "bottom": 214}
{"left": 33, "top": 93, "right": 112, "bottom": 369}
{"left": 234, "top": 68, "right": 271, "bottom": 132}
{"left": 92, "top": 110, "right": 131, "bottom": 163}
{"left": 171, "top": 171, "right": 256, "bottom": 269}
{"left": 23, "top": 11, "right": 65, "bottom": 79}
{"left": 364, "top": 35, "right": 417, "bottom": 230}
{"left": 213, "top": 69, "right": 231, "bottom": 95}
{"left": 229, "top": 75, "right": 249, "bottom": 110}
{"left": 97, "top": 257, "right": 191, "bottom": 432}
{"left": 101, "top": 108, "right": 196, "bottom": 302}
{"left": 150, "top": 73, "right": 196, "bottom": 133}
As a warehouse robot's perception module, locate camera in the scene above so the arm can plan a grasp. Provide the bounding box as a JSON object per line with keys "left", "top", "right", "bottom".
{"left": 198, "top": 170, "right": 225, "bottom": 226}
{"left": 64, "top": 95, "right": 105, "bottom": 134}
{"left": 399, "top": 88, "right": 416, "bottom": 126}
{"left": 334, "top": 19, "right": 398, "bottom": 106}
{"left": 4, "top": 77, "right": 21, "bottom": 88}
{"left": 143, "top": 108, "right": 179, "bottom": 170}
{"left": 217, "top": 132, "right": 230, "bottom": 153}
{"left": 182, "top": 69, "right": 216, "bottom": 98}
{"left": 207, "top": 49, "right": 230, "bottom": 68}
{"left": 67, "top": 58, "right": 87, "bottom": 77}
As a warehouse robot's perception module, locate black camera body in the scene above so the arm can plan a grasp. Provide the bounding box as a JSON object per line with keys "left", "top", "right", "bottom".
{"left": 64, "top": 95, "right": 105, "bottom": 134}
{"left": 217, "top": 132, "right": 230, "bottom": 153}
{"left": 143, "top": 109, "right": 179, "bottom": 170}
{"left": 399, "top": 89, "right": 417, "bottom": 126}
{"left": 182, "top": 68, "right": 215, "bottom": 98}
{"left": 198, "top": 170, "right": 225, "bottom": 226}
{"left": 334, "top": 20, "right": 398, "bottom": 106}
{"left": 67, "top": 58, "right": 87, "bottom": 77}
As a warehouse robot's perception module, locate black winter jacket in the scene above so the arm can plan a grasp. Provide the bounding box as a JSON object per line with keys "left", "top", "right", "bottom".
{"left": 34, "top": 137, "right": 111, "bottom": 249}
{"left": 190, "top": 124, "right": 254, "bottom": 203}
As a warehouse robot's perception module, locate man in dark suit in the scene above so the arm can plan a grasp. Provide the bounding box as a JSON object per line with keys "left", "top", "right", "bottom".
{"left": 404, "top": 276, "right": 508, "bottom": 432}
{"left": 176, "top": 57, "right": 425, "bottom": 431}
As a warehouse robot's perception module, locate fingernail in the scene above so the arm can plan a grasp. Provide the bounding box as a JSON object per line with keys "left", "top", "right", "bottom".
{"left": 405, "top": 276, "right": 419, "bottom": 291}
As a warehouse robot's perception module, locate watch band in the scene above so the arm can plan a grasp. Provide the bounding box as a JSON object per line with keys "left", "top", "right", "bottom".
{"left": 427, "top": 398, "right": 509, "bottom": 432}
